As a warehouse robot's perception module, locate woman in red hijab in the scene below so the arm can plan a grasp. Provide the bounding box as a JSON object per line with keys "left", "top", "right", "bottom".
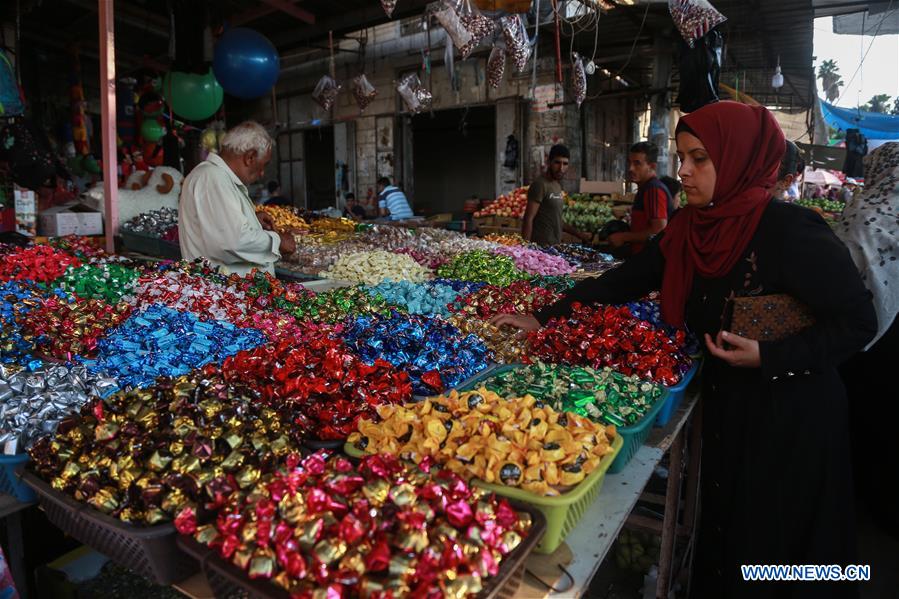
{"left": 493, "top": 102, "right": 875, "bottom": 598}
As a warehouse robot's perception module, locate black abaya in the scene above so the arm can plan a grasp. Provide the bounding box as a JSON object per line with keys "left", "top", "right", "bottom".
{"left": 536, "top": 202, "right": 877, "bottom": 598}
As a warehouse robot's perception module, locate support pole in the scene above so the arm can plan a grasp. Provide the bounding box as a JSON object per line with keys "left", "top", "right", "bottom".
{"left": 99, "top": 0, "right": 118, "bottom": 254}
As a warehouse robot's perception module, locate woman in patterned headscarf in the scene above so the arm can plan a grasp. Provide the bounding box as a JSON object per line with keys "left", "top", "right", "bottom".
{"left": 838, "top": 142, "right": 899, "bottom": 544}
{"left": 837, "top": 142, "right": 899, "bottom": 348}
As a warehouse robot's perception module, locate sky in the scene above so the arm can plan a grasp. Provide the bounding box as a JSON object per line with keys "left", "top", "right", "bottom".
{"left": 813, "top": 15, "right": 899, "bottom": 109}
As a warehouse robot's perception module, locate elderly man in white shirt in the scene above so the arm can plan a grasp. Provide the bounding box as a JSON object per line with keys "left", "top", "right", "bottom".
{"left": 179, "top": 121, "right": 296, "bottom": 276}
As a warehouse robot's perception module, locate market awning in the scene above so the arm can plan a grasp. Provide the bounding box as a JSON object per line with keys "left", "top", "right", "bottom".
{"left": 820, "top": 101, "right": 899, "bottom": 140}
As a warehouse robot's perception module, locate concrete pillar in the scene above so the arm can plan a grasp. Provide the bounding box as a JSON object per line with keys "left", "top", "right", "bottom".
{"left": 650, "top": 36, "right": 673, "bottom": 177}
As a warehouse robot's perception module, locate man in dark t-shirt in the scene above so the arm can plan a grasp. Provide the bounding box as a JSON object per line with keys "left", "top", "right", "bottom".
{"left": 608, "top": 142, "right": 672, "bottom": 254}
{"left": 522, "top": 144, "right": 592, "bottom": 246}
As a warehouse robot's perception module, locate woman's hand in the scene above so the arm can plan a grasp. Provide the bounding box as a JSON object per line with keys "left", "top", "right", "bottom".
{"left": 489, "top": 314, "right": 541, "bottom": 332}
{"left": 704, "top": 330, "right": 761, "bottom": 368}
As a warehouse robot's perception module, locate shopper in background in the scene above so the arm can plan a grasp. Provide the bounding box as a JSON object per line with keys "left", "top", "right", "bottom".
{"left": 837, "top": 142, "right": 899, "bottom": 541}
{"left": 343, "top": 192, "right": 367, "bottom": 220}
{"left": 179, "top": 121, "right": 296, "bottom": 276}
{"left": 493, "top": 101, "right": 875, "bottom": 598}
{"left": 376, "top": 177, "right": 414, "bottom": 221}
{"left": 773, "top": 140, "right": 804, "bottom": 201}
{"left": 522, "top": 144, "right": 591, "bottom": 245}
{"left": 264, "top": 180, "right": 293, "bottom": 207}
{"left": 659, "top": 175, "right": 682, "bottom": 215}
{"left": 607, "top": 142, "right": 673, "bottom": 254}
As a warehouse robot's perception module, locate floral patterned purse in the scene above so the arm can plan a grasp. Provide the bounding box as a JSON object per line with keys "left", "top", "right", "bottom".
{"left": 724, "top": 294, "right": 816, "bottom": 342}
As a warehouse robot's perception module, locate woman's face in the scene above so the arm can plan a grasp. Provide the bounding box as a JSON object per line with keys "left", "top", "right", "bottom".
{"left": 676, "top": 132, "right": 717, "bottom": 208}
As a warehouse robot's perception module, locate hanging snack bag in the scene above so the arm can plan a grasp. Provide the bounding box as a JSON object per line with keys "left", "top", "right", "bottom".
{"left": 668, "top": 0, "right": 727, "bottom": 48}
{"left": 500, "top": 14, "right": 531, "bottom": 72}
{"left": 352, "top": 74, "right": 378, "bottom": 112}
{"left": 312, "top": 75, "right": 341, "bottom": 111}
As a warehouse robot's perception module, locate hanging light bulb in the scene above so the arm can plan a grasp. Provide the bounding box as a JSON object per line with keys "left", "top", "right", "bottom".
{"left": 585, "top": 60, "right": 596, "bottom": 75}
{"left": 772, "top": 56, "right": 784, "bottom": 89}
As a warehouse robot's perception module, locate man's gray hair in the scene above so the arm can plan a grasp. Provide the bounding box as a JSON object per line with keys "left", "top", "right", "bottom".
{"left": 221, "top": 121, "right": 275, "bottom": 156}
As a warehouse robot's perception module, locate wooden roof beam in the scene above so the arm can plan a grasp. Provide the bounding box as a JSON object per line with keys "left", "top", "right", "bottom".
{"left": 259, "top": 0, "right": 316, "bottom": 25}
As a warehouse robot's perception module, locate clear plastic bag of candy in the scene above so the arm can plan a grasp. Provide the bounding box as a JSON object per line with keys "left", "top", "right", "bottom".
{"left": 312, "top": 75, "right": 341, "bottom": 111}
{"left": 397, "top": 73, "right": 433, "bottom": 114}
{"left": 487, "top": 44, "right": 506, "bottom": 89}
{"left": 668, "top": 0, "right": 727, "bottom": 47}
{"left": 456, "top": 0, "right": 496, "bottom": 59}
{"left": 432, "top": 0, "right": 474, "bottom": 55}
{"left": 500, "top": 14, "right": 531, "bottom": 72}
{"left": 352, "top": 74, "right": 378, "bottom": 112}
{"left": 381, "top": 0, "right": 397, "bottom": 18}
{"left": 572, "top": 52, "right": 587, "bottom": 107}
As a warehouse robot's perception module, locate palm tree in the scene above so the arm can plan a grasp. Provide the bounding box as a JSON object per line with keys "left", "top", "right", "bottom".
{"left": 865, "top": 94, "right": 892, "bottom": 114}
{"left": 892, "top": 97, "right": 899, "bottom": 116}
{"left": 817, "top": 60, "right": 844, "bottom": 103}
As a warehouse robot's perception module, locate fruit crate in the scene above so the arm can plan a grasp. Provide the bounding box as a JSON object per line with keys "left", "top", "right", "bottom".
{"left": 23, "top": 472, "right": 197, "bottom": 585}
{"left": 458, "top": 365, "right": 667, "bottom": 475}
{"left": 347, "top": 434, "right": 622, "bottom": 554}
{"left": 176, "top": 501, "right": 546, "bottom": 599}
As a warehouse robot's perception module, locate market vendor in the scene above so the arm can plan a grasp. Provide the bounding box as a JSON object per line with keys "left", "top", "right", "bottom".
{"left": 606, "top": 142, "right": 673, "bottom": 254}
{"left": 179, "top": 121, "right": 296, "bottom": 276}
{"left": 493, "top": 101, "right": 876, "bottom": 598}
{"left": 376, "top": 177, "right": 414, "bottom": 220}
{"left": 522, "top": 144, "right": 592, "bottom": 246}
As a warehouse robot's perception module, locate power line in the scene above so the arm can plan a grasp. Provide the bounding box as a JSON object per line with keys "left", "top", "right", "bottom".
{"left": 832, "top": 0, "right": 896, "bottom": 107}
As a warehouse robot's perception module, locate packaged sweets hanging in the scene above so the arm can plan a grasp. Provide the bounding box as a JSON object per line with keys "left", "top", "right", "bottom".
{"left": 351, "top": 73, "right": 378, "bottom": 112}
{"left": 433, "top": 0, "right": 474, "bottom": 53}
{"left": 397, "top": 73, "right": 433, "bottom": 114}
{"left": 572, "top": 52, "right": 587, "bottom": 107}
{"left": 500, "top": 14, "right": 531, "bottom": 72}
{"left": 312, "top": 75, "right": 340, "bottom": 111}
{"left": 487, "top": 44, "right": 507, "bottom": 89}
{"left": 456, "top": 1, "right": 496, "bottom": 59}
{"left": 668, "top": 0, "right": 727, "bottom": 47}
{"left": 381, "top": 0, "right": 397, "bottom": 18}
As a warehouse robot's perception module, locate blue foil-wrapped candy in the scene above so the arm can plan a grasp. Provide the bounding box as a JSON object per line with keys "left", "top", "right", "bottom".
{"left": 430, "top": 278, "right": 489, "bottom": 296}
{"left": 622, "top": 300, "right": 700, "bottom": 356}
{"left": 342, "top": 312, "right": 492, "bottom": 395}
{"left": 363, "top": 281, "right": 460, "bottom": 317}
{"left": 0, "top": 281, "right": 68, "bottom": 368}
{"left": 82, "top": 304, "right": 266, "bottom": 389}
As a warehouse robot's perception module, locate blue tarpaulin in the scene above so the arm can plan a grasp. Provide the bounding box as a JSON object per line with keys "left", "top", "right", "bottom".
{"left": 821, "top": 101, "right": 899, "bottom": 140}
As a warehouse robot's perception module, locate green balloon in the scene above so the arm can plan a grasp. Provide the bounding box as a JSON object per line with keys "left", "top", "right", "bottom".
{"left": 82, "top": 155, "right": 101, "bottom": 174}
{"left": 141, "top": 119, "right": 166, "bottom": 142}
{"left": 162, "top": 69, "right": 224, "bottom": 121}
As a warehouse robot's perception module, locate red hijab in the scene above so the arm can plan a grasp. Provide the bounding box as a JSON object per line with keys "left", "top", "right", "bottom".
{"left": 659, "top": 101, "right": 786, "bottom": 327}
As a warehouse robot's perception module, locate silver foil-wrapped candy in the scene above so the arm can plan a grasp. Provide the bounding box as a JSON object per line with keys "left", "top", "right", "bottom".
{"left": 0, "top": 363, "right": 118, "bottom": 454}
{"left": 121, "top": 207, "right": 179, "bottom": 238}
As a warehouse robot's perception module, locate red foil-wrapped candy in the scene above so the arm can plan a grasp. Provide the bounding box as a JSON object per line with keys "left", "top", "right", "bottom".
{"left": 527, "top": 303, "right": 692, "bottom": 386}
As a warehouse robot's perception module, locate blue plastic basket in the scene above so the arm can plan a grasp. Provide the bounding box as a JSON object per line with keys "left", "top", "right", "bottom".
{"left": 0, "top": 453, "right": 36, "bottom": 502}
{"left": 655, "top": 360, "right": 701, "bottom": 427}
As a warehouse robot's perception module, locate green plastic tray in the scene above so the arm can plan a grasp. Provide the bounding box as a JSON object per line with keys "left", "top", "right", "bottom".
{"left": 458, "top": 365, "right": 667, "bottom": 474}
{"left": 346, "top": 434, "right": 622, "bottom": 554}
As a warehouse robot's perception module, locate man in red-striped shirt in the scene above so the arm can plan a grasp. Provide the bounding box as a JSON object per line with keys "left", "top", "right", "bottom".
{"left": 608, "top": 142, "right": 673, "bottom": 254}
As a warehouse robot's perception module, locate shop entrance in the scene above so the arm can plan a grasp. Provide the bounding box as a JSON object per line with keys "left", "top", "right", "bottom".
{"left": 412, "top": 106, "right": 495, "bottom": 215}
{"left": 305, "top": 127, "right": 336, "bottom": 210}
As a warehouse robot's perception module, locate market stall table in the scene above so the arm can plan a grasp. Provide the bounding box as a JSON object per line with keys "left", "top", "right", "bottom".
{"left": 172, "top": 389, "right": 701, "bottom": 599}
{"left": 519, "top": 388, "right": 701, "bottom": 598}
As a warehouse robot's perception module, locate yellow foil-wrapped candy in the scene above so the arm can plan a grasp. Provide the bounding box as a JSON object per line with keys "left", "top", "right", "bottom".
{"left": 348, "top": 388, "right": 617, "bottom": 496}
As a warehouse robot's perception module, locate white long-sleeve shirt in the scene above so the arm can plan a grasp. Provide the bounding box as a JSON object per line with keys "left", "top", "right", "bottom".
{"left": 179, "top": 153, "right": 281, "bottom": 276}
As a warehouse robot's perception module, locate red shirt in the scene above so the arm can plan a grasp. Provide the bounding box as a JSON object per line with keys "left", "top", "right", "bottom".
{"left": 631, "top": 177, "right": 670, "bottom": 253}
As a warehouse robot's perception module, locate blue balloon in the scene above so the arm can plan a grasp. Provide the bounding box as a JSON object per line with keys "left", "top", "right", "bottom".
{"left": 213, "top": 28, "right": 280, "bottom": 99}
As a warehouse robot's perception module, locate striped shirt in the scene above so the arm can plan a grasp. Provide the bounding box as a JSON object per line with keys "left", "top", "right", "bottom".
{"left": 378, "top": 186, "right": 414, "bottom": 220}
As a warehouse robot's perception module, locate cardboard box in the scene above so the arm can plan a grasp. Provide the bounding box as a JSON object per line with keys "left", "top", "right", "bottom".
{"left": 39, "top": 203, "right": 103, "bottom": 237}
{"left": 580, "top": 179, "right": 624, "bottom": 195}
